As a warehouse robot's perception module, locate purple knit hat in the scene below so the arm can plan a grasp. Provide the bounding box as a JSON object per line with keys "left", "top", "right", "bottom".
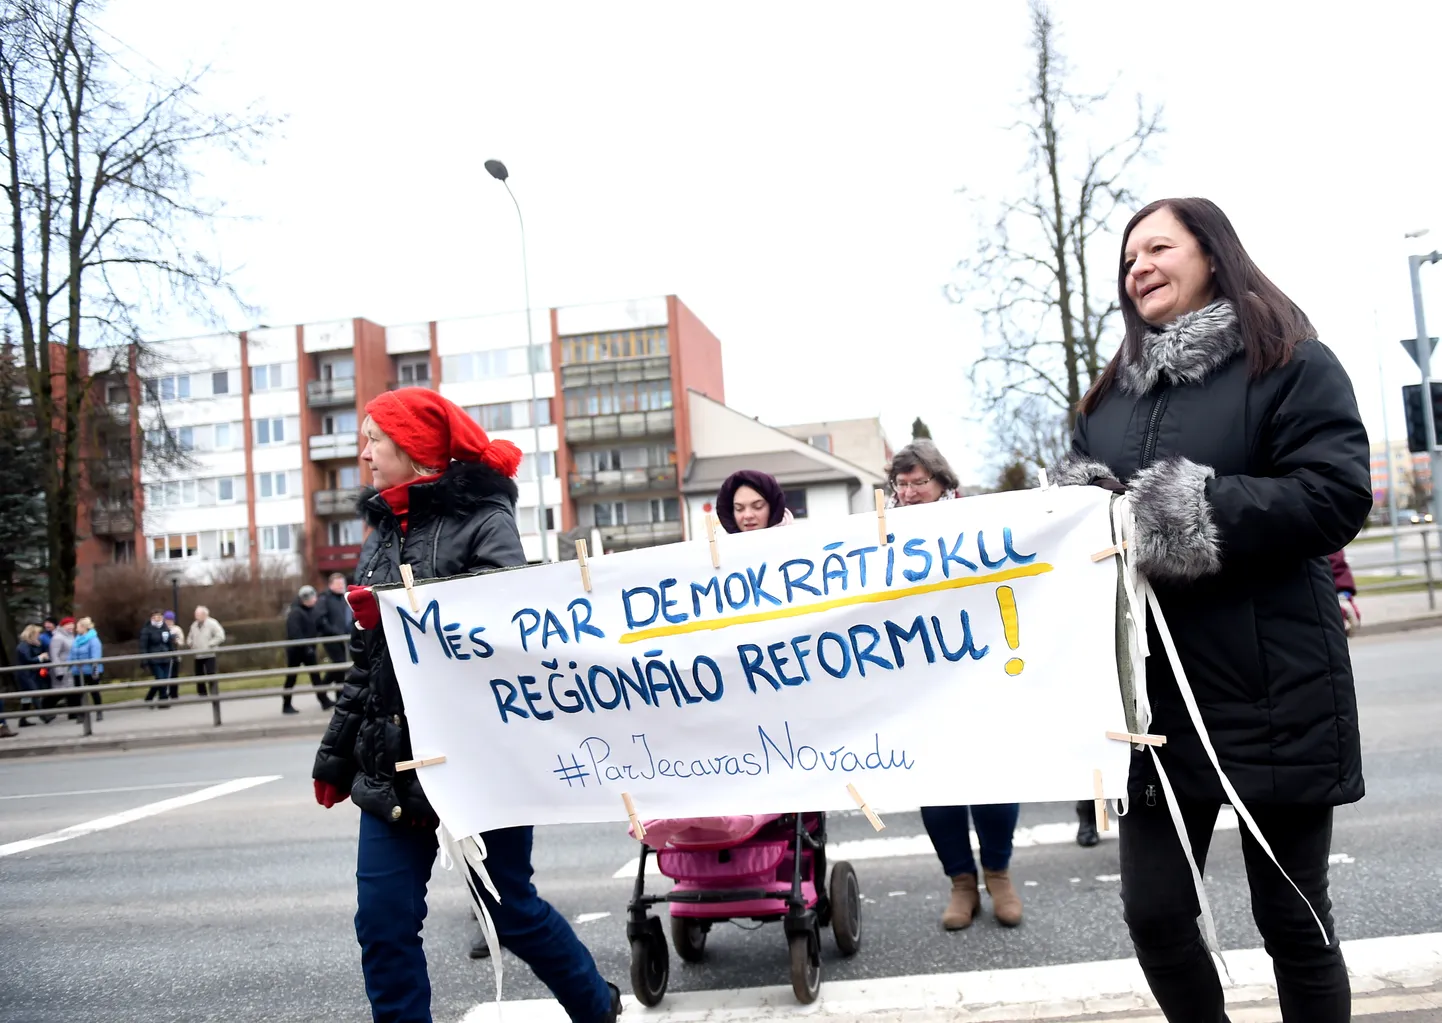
{"left": 716, "top": 470, "right": 787, "bottom": 534}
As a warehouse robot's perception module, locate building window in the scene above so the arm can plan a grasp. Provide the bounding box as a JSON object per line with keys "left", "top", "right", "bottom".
{"left": 515, "top": 452, "right": 555, "bottom": 482}
{"left": 442, "top": 346, "right": 549, "bottom": 383}
{"left": 560, "top": 327, "right": 668, "bottom": 365}
{"left": 398, "top": 359, "right": 430, "bottom": 385}
{"left": 594, "top": 501, "right": 625, "bottom": 527}
{"left": 146, "top": 480, "right": 198, "bottom": 508}
{"left": 217, "top": 478, "right": 235, "bottom": 503}
{"left": 105, "top": 381, "right": 130, "bottom": 405}
{"left": 212, "top": 371, "right": 231, "bottom": 395}
{"left": 152, "top": 533, "right": 200, "bottom": 561}
{"left": 260, "top": 524, "right": 293, "bottom": 552}
{"left": 563, "top": 381, "right": 672, "bottom": 418}
{"left": 257, "top": 472, "right": 289, "bottom": 499}
{"left": 328, "top": 519, "right": 364, "bottom": 545}
{"left": 807, "top": 434, "right": 832, "bottom": 453}
{"left": 783, "top": 489, "right": 809, "bottom": 519}
{"left": 466, "top": 398, "right": 553, "bottom": 431}
{"left": 320, "top": 358, "right": 355, "bottom": 381}
{"left": 144, "top": 374, "right": 191, "bottom": 402}
{"left": 112, "top": 539, "right": 135, "bottom": 563}
{"left": 218, "top": 529, "right": 238, "bottom": 558}
{"left": 213, "top": 422, "right": 232, "bottom": 449}
{"left": 329, "top": 465, "right": 361, "bottom": 489}
{"left": 650, "top": 497, "right": 681, "bottom": 522}
{"left": 323, "top": 410, "right": 357, "bottom": 435}
{"left": 254, "top": 418, "right": 285, "bottom": 445}
{"left": 250, "top": 363, "right": 289, "bottom": 392}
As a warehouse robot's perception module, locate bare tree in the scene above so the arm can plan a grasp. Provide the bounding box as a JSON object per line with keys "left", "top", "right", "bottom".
{"left": 949, "top": 0, "right": 1162, "bottom": 463}
{"left": 0, "top": 0, "right": 268, "bottom": 613}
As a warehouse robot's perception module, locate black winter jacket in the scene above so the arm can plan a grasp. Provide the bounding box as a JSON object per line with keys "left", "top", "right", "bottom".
{"left": 138, "top": 622, "right": 174, "bottom": 665}
{"left": 1057, "top": 300, "right": 1371, "bottom": 806}
{"left": 312, "top": 460, "right": 525, "bottom": 826}
{"left": 320, "top": 590, "right": 352, "bottom": 647}
{"left": 285, "top": 599, "right": 330, "bottom": 659}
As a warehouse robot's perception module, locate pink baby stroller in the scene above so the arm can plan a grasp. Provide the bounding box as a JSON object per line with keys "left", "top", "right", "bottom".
{"left": 625, "top": 812, "right": 861, "bottom": 1005}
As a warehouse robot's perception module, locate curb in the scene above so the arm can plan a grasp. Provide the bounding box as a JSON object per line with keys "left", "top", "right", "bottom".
{"left": 0, "top": 719, "right": 326, "bottom": 759}
{"left": 1352, "top": 613, "right": 1442, "bottom": 639}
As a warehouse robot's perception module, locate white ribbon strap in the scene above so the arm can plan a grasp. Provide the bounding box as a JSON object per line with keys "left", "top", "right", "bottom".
{"left": 438, "top": 824, "right": 506, "bottom": 1011}
{"left": 1143, "top": 585, "right": 1330, "bottom": 947}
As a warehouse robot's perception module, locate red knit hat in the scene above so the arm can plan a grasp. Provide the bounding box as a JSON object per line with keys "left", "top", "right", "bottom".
{"left": 364, "top": 388, "right": 522, "bottom": 478}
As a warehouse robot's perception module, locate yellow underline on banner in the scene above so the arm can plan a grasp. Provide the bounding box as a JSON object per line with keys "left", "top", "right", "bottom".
{"left": 618, "top": 562, "right": 1054, "bottom": 645}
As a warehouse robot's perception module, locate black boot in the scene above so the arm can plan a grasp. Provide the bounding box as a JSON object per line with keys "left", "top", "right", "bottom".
{"left": 282, "top": 700, "right": 298, "bottom": 715}
{"left": 1075, "top": 799, "right": 1099, "bottom": 848}
{"left": 468, "top": 924, "right": 491, "bottom": 960}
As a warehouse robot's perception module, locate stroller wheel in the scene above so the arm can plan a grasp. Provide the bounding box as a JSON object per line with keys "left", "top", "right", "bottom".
{"left": 629, "top": 918, "right": 670, "bottom": 1007}
{"left": 788, "top": 928, "right": 821, "bottom": 1004}
{"left": 829, "top": 860, "right": 862, "bottom": 956}
{"left": 670, "top": 915, "right": 709, "bottom": 963}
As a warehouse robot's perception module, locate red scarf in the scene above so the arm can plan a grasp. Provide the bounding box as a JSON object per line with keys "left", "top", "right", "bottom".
{"left": 378, "top": 472, "right": 444, "bottom": 535}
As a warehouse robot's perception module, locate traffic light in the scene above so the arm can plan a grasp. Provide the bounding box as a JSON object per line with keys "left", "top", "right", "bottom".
{"left": 1402, "top": 382, "right": 1442, "bottom": 453}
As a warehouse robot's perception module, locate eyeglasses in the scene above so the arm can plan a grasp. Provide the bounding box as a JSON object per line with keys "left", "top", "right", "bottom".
{"left": 893, "top": 477, "right": 933, "bottom": 491}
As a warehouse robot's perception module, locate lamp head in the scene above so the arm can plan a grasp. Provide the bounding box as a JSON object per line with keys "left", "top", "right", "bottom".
{"left": 484, "top": 160, "right": 509, "bottom": 182}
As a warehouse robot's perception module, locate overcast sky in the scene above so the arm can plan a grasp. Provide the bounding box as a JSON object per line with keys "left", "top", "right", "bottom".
{"left": 99, "top": 1, "right": 1442, "bottom": 482}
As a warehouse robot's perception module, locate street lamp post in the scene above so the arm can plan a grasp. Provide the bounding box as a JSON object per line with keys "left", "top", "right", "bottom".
{"left": 1408, "top": 249, "right": 1442, "bottom": 540}
{"left": 485, "top": 159, "right": 550, "bottom": 563}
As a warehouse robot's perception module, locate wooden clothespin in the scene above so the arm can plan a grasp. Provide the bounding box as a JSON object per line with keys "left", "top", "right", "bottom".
{"left": 847, "top": 783, "right": 886, "bottom": 832}
{"left": 622, "top": 792, "right": 646, "bottom": 841}
{"left": 874, "top": 489, "right": 889, "bottom": 546}
{"left": 1090, "top": 540, "right": 1130, "bottom": 563}
{"left": 575, "top": 538, "right": 592, "bottom": 592}
{"left": 398, "top": 563, "right": 420, "bottom": 612}
{"left": 706, "top": 512, "right": 720, "bottom": 569}
{"left": 1093, "top": 769, "right": 1110, "bottom": 833}
{"left": 1106, "top": 730, "right": 1166, "bottom": 747}
{"left": 395, "top": 755, "right": 447, "bottom": 772}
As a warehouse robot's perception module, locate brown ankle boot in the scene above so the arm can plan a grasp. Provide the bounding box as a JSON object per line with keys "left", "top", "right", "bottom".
{"left": 984, "top": 868, "right": 1023, "bottom": 926}
{"left": 941, "top": 873, "right": 980, "bottom": 930}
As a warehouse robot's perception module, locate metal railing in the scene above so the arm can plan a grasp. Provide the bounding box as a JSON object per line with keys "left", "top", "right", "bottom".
{"left": 1351, "top": 533, "right": 1442, "bottom": 610}
{"left": 0, "top": 635, "right": 352, "bottom": 737}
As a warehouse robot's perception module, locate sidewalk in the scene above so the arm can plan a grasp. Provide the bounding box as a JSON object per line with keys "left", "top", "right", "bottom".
{"left": 1356, "top": 589, "right": 1442, "bottom": 636}
{"left": 0, "top": 685, "right": 332, "bottom": 759}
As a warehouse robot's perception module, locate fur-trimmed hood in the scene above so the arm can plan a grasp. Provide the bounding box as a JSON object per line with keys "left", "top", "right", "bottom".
{"left": 1120, "top": 299, "right": 1242, "bottom": 395}
{"left": 358, "top": 459, "right": 519, "bottom": 527}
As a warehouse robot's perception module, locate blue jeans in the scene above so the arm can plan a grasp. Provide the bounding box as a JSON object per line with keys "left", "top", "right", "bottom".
{"left": 920, "top": 803, "right": 1021, "bottom": 876}
{"left": 355, "top": 810, "right": 612, "bottom": 1023}
{"left": 144, "top": 661, "right": 171, "bottom": 702}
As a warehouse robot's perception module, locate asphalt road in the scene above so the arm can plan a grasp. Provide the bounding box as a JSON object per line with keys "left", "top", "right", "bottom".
{"left": 1, "top": 630, "right": 1439, "bottom": 1023}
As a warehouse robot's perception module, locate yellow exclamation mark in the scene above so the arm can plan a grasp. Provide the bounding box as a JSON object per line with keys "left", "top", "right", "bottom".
{"left": 996, "top": 586, "right": 1024, "bottom": 676}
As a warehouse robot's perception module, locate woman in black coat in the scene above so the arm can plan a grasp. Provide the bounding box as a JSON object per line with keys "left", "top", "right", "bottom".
{"left": 311, "top": 388, "right": 619, "bottom": 1023}
{"left": 1054, "top": 197, "right": 1370, "bottom": 1023}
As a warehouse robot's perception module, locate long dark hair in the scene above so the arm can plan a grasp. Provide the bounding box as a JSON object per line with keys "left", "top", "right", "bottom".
{"left": 1079, "top": 197, "right": 1315, "bottom": 415}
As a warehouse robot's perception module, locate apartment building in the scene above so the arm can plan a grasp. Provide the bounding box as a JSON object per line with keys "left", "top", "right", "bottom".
{"left": 78, "top": 295, "right": 726, "bottom": 592}
{"left": 777, "top": 417, "right": 893, "bottom": 478}
{"left": 1371, "top": 439, "right": 1434, "bottom": 522}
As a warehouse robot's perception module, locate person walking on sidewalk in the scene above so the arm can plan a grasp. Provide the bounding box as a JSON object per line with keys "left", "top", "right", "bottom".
{"left": 46, "top": 618, "right": 76, "bottom": 720}
{"left": 140, "top": 610, "right": 176, "bottom": 706}
{"left": 163, "top": 611, "right": 185, "bottom": 700}
{"left": 312, "top": 387, "right": 622, "bottom": 1023}
{"left": 6, "top": 624, "right": 47, "bottom": 734}
{"left": 283, "top": 586, "right": 332, "bottom": 715}
{"left": 1052, "top": 197, "right": 1370, "bottom": 1023}
{"left": 320, "top": 572, "right": 352, "bottom": 688}
{"left": 886, "top": 440, "right": 1024, "bottom": 931}
{"left": 66, "top": 617, "right": 104, "bottom": 720}
{"left": 188, "top": 606, "right": 226, "bottom": 697}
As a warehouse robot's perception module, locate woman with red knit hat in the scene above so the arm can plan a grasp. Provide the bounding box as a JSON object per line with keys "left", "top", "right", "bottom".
{"left": 312, "top": 388, "right": 621, "bottom": 1023}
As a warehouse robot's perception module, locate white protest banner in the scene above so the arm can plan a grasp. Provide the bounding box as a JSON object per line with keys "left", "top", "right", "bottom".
{"left": 377, "top": 486, "right": 1132, "bottom": 840}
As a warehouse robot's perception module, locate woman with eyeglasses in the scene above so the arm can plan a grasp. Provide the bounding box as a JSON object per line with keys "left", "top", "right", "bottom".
{"left": 887, "top": 440, "right": 1023, "bottom": 931}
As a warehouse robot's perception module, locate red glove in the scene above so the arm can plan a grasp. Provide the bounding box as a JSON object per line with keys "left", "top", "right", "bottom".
{"left": 314, "top": 779, "right": 348, "bottom": 809}
{"left": 347, "top": 585, "right": 380, "bottom": 631}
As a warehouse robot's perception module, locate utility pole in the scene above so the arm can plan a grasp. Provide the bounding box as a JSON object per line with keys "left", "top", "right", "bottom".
{"left": 1408, "top": 250, "right": 1442, "bottom": 541}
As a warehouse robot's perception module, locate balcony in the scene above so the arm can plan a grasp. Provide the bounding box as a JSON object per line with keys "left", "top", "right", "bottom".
{"left": 316, "top": 544, "right": 363, "bottom": 574}
{"left": 315, "top": 487, "right": 364, "bottom": 516}
{"left": 599, "top": 521, "right": 684, "bottom": 551}
{"left": 90, "top": 505, "right": 135, "bottom": 535}
{"left": 307, "top": 378, "right": 357, "bottom": 408}
{"left": 309, "top": 433, "right": 359, "bottom": 461}
{"left": 564, "top": 408, "right": 674, "bottom": 444}
{"left": 569, "top": 465, "right": 677, "bottom": 498}
{"left": 560, "top": 355, "right": 671, "bottom": 389}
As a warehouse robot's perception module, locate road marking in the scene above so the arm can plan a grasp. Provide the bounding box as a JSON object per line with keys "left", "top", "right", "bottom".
{"left": 456, "top": 931, "right": 1442, "bottom": 1023}
{"left": 0, "top": 776, "right": 281, "bottom": 858}
{"left": 0, "top": 780, "right": 238, "bottom": 801}
{"left": 610, "top": 809, "right": 1240, "bottom": 880}
{"left": 1329, "top": 852, "right": 1356, "bottom": 864}
{"left": 1095, "top": 873, "right": 1121, "bottom": 882}
{"left": 575, "top": 912, "right": 610, "bottom": 924}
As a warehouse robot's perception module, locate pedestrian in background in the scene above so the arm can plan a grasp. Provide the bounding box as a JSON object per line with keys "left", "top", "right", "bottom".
{"left": 46, "top": 617, "right": 75, "bottom": 721}
{"left": 140, "top": 610, "right": 175, "bottom": 706}
{"left": 715, "top": 469, "right": 792, "bottom": 533}
{"left": 163, "top": 611, "right": 185, "bottom": 700}
{"left": 38, "top": 618, "right": 55, "bottom": 657}
{"left": 7, "top": 624, "right": 46, "bottom": 733}
{"left": 1053, "top": 197, "right": 1370, "bottom": 1022}
{"left": 1329, "top": 550, "right": 1360, "bottom": 633}
{"left": 320, "top": 571, "right": 352, "bottom": 688}
{"left": 312, "top": 388, "right": 621, "bottom": 1023}
{"left": 283, "top": 585, "right": 332, "bottom": 715}
{"left": 188, "top": 606, "right": 226, "bottom": 697}
{"left": 66, "top": 617, "right": 104, "bottom": 721}
{"left": 886, "top": 440, "right": 1024, "bottom": 930}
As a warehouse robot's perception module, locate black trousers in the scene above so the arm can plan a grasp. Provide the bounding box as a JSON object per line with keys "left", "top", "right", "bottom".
{"left": 323, "top": 641, "right": 347, "bottom": 687}
{"left": 194, "top": 655, "right": 217, "bottom": 696}
{"left": 283, "top": 648, "right": 329, "bottom": 706}
{"left": 1120, "top": 754, "right": 1349, "bottom": 1022}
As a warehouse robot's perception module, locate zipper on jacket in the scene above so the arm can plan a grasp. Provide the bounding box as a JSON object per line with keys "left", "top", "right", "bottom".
{"left": 1140, "top": 389, "right": 1170, "bottom": 468}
